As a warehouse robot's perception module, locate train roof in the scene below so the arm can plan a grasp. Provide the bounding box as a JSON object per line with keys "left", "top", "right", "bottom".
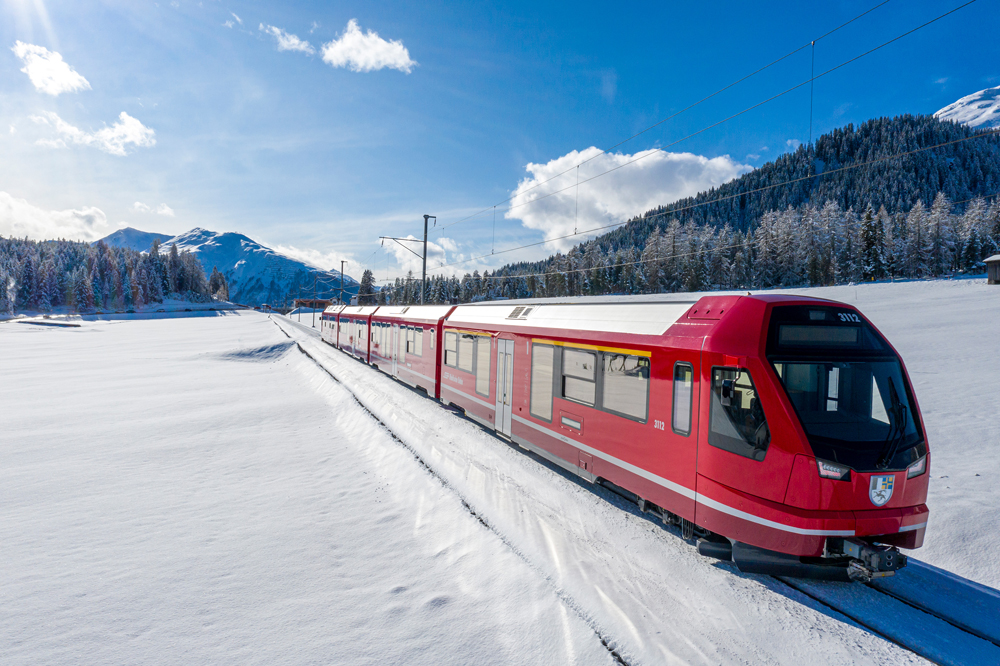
{"left": 374, "top": 305, "right": 455, "bottom": 322}
{"left": 339, "top": 306, "right": 380, "bottom": 316}
{"left": 446, "top": 301, "right": 697, "bottom": 336}
{"left": 323, "top": 305, "right": 346, "bottom": 314}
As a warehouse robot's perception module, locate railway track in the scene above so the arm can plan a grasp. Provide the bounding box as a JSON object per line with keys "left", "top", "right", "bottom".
{"left": 777, "top": 571, "right": 1000, "bottom": 665}
{"left": 275, "top": 314, "right": 998, "bottom": 666}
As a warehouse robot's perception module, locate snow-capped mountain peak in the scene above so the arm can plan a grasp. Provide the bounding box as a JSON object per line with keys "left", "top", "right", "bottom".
{"left": 97, "top": 226, "right": 358, "bottom": 307}
{"left": 934, "top": 86, "right": 1000, "bottom": 129}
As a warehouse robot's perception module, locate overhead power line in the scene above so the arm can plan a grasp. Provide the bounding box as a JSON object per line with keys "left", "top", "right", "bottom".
{"left": 491, "top": 0, "right": 979, "bottom": 221}
{"left": 437, "top": 0, "right": 895, "bottom": 234}
{"left": 431, "top": 125, "right": 1000, "bottom": 272}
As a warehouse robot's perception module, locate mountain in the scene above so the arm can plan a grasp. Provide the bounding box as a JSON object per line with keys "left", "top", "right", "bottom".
{"left": 935, "top": 86, "right": 1000, "bottom": 129}
{"left": 518, "top": 114, "right": 1000, "bottom": 263}
{"left": 98, "top": 227, "right": 172, "bottom": 251}
{"left": 96, "top": 227, "right": 358, "bottom": 307}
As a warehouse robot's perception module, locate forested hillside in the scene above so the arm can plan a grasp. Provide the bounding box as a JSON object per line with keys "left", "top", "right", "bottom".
{"left": 378, "top": 115, "right": 1000, "bottom": 304}
{"left": 0, "top": 237, "right": 221, "bottom": 314}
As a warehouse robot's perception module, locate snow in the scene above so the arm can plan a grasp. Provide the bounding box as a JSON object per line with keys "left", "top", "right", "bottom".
{"left": 0, "top": 312, "right": 614, "bottom": 665}
{"left": 3, "top": 277, "right": 997, "bottom": 664}
{"left": 934, "top": 86, "right": 1000, "bottom": 129}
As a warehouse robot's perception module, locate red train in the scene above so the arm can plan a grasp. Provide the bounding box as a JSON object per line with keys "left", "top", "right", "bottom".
{"left": 319, "top": 293, "right": 929, "bottom": 581}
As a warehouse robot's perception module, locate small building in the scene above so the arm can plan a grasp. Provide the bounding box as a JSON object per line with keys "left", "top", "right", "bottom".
{"left": 986, "top": 255, "right": 1000, "bottom": 285}
{"left": 292, "top": 298, "right": 333, "bottom": 310}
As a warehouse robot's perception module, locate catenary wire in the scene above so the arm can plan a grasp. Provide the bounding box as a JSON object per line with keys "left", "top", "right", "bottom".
{"left": 435, "top": 0, "right": 895, "bottom": 233}
{"left": 429, "top": 125, "right": 1000, "bottom": 273}
{"left": 491, "top": 0, "right": 978, "bottom": 221}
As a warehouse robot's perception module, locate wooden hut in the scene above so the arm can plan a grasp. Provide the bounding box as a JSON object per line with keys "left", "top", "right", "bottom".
{"left": 986, "top": 255, "right": 1000, "bottom": 285}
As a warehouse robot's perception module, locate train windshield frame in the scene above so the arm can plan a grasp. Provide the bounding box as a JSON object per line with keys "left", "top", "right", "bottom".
{"left": 766, "top": 305, "right": 926, "bottom": 472}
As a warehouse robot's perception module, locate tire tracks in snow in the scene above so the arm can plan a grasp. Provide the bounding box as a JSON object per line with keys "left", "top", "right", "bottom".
{"left": 270, "top": 316, "right": 632, "bottom": 666}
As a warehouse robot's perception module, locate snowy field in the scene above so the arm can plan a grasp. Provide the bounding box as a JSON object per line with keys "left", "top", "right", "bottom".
{"left": 1, "top": 278, "right": 997, "bottom": 664}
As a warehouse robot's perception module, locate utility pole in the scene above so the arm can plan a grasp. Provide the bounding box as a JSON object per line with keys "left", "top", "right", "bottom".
{"left": 340, "top": 260, "right": 347, "bottom": 306}
{"left": 312, "top": 273, "right": 317, "bottom": 328}
{"left": 378, "top": 214, "right": 434, "bottom": 305}
{"left": 422, "top": 215, "right": 435, "bottom": 304}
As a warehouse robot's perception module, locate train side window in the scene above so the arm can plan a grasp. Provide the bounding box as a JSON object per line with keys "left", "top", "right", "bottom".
{"left": 414, "top": 327, "right": 423, "bottom": 357}
{"left": 601, "top": 353, "right": 649, "bottom": 422}
{"left": 672, "top": 363, "right": 694, "bottom": 435}
{"left": 530, "top": 344, "right": 554, "bottom": 421}
{"left": 562, "top": 348, "right": 596, "bottom": 407}
{"left": 709, "top": 367, "right": 770, "bottom": 461}
{"left": 398, "top": 325, "right": 406, "bottom": 361}
{"left": 475, "top": 337, "right": 491, "bottom": 396}
{"left": 458, "top": 334, "right": 475, "bottom": 373}
{"left": 445, "top": 332, "right": 458, "bottom": 366}
{"left": 430, "top": 329, "right": 435, "bottom": 350}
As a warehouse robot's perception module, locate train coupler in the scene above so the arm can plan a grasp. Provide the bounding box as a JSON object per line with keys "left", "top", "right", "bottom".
{"left": 828, "top": 538, "right": 907, "bottom": 582}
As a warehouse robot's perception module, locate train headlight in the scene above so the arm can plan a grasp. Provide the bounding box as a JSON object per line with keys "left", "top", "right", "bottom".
{"left": 817, "top": 459, "right": 851, "bottom": 481}
{"left": 906, "top": 456, "right": 927, "bottom": 479}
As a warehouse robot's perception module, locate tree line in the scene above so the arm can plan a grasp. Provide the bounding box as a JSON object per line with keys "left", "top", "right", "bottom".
{"left": 376, "top": 192, "right": 1000, "bottom": 304}
{"left": 0, "top": 236, "right": 228, "bottom": 315}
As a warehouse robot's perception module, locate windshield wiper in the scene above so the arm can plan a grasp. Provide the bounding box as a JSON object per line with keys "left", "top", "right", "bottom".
{"left": 876, "top": 379, "right": 907, "bottom": 469}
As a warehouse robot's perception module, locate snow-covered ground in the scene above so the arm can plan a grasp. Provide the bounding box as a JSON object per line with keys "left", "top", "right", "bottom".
{"left": 1, "top": 312, "right": 614, "bottom": 665}
{"left": 2, "top": 278, "right": 997, "bottom": 664}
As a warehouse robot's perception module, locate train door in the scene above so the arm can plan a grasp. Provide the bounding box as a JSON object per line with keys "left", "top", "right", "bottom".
{"left": 391, "top": 324, "right": 399, "bottom": 376}
{"left": 495, "top": 339, "right": 514, "bottom": 436}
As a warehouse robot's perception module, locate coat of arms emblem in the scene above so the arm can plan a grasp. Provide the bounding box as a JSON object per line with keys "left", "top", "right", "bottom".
{"left": 870, "top": 474, "right": 895, "bottom": 507}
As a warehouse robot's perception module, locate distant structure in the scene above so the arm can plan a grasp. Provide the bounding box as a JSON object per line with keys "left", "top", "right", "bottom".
{"left": 293, "top": 298, "right": 332, "bottom": 310}
{"left": 986, "top": 255, "right": 1000, "bottom": 285}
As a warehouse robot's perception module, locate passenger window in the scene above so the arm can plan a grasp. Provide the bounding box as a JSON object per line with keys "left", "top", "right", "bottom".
{"left": 672, "top": 363, "right": 693, "bottom": 435}
{"left": 562, "top": 348, "right": 596, "bottom": 407}
{"left": 445, "top": 332, "right": 458, "bottom": 366}
{"left": 530, "top": 344, "right": 554, "bottom": 421}
{"left": 398, "top": 325, "right": 406, "bottom": 361}
{"left": 601, "top": 353, "right": 649, "bottom": 421}
{"left": 709, "top": 368, "right": 770, "bottom": 461}
{"left": 415, "top": 327, "right": 423, "bottom": 357}
{"left": 475, "top": 337, "right": 491, "bottom": 396}
{"left": 458, "top": 334, "right": 475, "bottom": 373}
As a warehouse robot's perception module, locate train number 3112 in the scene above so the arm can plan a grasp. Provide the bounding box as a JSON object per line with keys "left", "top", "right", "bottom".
{"left": 654, "top": 420, "right": 666, "bottom": 431}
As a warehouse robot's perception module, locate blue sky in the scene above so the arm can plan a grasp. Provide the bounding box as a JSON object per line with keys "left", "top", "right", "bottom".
{"left": 0, "top": 0, "right": 996, "bottom": 282}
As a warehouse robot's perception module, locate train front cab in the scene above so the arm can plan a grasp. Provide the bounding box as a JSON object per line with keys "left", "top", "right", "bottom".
{"left": 691, "top": 295, "right": 929, "bottom": 577}
{"left": 370, "top": 305, "right": 455, "bottom": 398}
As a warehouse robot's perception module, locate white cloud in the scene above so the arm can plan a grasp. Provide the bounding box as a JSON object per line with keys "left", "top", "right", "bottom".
{"left": 746, "top": 153, "right": 761, "bottom": 161}
{"left": 224, "top": 20, "right": 234, "bottom": 28}
{"left": 935, "top": 77, "right": 948, "bottom": 85}
{"left": 310, "top": 21, "right": 320, "bottom": 34}
{"left": 506, "top": 147, "right": 751, "bottom": 252}
{"left": 785, "top": 139, "right": 802, "bottom": 151}
{"left": 231, "top": 12, "right": 243, "bottom": 25}
{"left": 0, "top": 191, "right": 110, "bottom": 241}
{"left": 321, "top": 19, "right": 416, "bottom": 73}
{"left": 8, "top": 125, "right": 15, "bottom": 134}
{"left": 11, "top": 41, "right": 91, "bottom": 96}
{"left": 131, "top": 202, "right": 175, "bottom": 216}
{"left": 30, "top": 111, "right": 155, "bottom": 156}
{"left": 272, "top": 244, "right": 355, "bottom": 272}
{"left": 260, "top": 23, "right": 315, "bottom": 54}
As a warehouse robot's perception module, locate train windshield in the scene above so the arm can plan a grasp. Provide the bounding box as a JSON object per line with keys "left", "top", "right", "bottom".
{"left": 766, "top": 305, "right": 925, "bottom": 471}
